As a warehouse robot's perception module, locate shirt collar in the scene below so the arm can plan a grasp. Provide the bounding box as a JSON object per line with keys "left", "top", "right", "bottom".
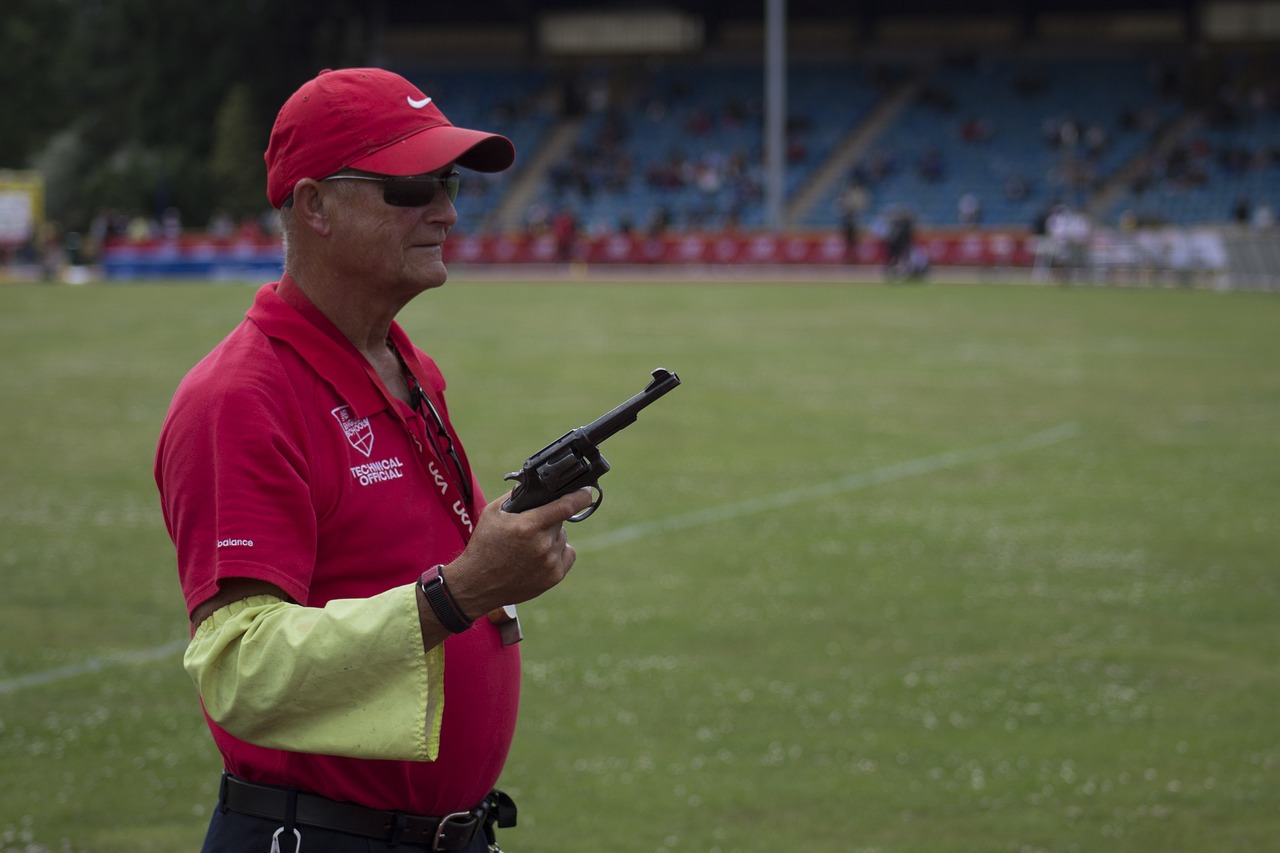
{"left": 247, "top": 274, "right": 406, "bottom": 419}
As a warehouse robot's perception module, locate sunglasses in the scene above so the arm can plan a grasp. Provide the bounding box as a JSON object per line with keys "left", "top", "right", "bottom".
{"left": 319, "top": 171, "right": 461, "bottom": 207}
{"left": 408, "top": 375, "right": 474, "bottom": 506}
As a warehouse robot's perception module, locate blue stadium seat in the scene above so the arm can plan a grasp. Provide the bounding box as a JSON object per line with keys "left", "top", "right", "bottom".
{"left": 393, "top": 55, "right": 1279, "bottom": 235}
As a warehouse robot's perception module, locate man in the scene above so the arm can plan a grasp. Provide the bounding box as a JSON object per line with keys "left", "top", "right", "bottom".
{"left": 155, "top": 68, "right": 592, "bottom": 852}
{"left": 836, "top": 179, "right": 869, "bottom": 264}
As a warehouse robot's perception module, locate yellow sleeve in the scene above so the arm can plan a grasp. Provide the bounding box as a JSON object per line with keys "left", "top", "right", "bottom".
{"left": 183, "top": 586, "right": 444, "bottom": 761}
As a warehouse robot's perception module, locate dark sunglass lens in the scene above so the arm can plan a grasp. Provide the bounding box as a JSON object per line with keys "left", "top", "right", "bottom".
{"left": 383, "top": 180, "right": 435, "bottom": 207}
{"left": 381, "top": 173, "right": 461, "bottom": 207}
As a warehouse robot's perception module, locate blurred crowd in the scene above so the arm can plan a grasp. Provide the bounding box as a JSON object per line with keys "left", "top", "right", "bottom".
{"left": 6, "top": 52, "right": 1277, "bottom": 282}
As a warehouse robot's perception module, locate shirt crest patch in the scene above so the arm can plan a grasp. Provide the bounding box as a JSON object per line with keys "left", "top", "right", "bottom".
{"left": 331, "top": 405, "right": 374, "bottom": 457}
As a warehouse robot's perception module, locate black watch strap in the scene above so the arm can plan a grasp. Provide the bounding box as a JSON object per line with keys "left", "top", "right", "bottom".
{"left": 419, "top": 565, "right": 473, "bottom": 633}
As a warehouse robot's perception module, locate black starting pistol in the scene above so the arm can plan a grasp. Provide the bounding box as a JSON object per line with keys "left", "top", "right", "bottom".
{"left": 502, "top": 368, "right": 681, "bottom": 521}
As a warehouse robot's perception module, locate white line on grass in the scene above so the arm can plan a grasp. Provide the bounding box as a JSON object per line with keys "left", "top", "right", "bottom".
{"left": 0, "top": 638, "right": 188, "bottom": 695}
{"left": 0, "top": 422, "right": 1078, "bottom": 695}
{"left": 574, "top": 421, "right": 1081, "bottom": 552}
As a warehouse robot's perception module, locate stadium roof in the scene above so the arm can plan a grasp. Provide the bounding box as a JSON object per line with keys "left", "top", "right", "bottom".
{"left": 385, "top": 0, "right": 1209, "bottom": 27}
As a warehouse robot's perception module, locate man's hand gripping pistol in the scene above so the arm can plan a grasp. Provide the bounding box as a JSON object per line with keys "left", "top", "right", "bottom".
{"left": 502, "top": 368, "right": 681, "bottom": 522}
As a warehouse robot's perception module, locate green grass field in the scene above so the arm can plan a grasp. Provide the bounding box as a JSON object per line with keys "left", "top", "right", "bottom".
{"left": 2, "top": 277, "right": 1278, "bottom": 852}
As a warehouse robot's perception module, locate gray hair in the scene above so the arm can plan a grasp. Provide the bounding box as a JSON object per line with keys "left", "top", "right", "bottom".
{"left": 278, "top": 179, "right": 360, "bottom": 271}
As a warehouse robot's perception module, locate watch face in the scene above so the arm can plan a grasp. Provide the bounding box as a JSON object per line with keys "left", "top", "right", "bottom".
{"left": 487, "top": 604, "right": 518, "bottom": 625}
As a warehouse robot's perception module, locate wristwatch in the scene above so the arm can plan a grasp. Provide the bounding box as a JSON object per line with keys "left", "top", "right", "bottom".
{"left": 419, "top": 564, "right": 473, "bottom": 633}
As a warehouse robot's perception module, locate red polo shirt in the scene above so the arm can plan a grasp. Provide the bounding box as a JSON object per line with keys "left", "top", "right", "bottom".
{"left": 155, "top": 276, "right": 519, "bottom": 815}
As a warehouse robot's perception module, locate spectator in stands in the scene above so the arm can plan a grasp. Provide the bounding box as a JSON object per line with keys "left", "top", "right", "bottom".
{"left": 1083, "top": 123, "right": 1109, "bottom": 161}
{"left": 958, "top": 192, "right": 982, "bottom": 226}
{"left": 723, "top": 94, "right": 748, "bottom": 128}
{"left": 694, "top": 153, "right": 724, "bottom": 194}
{"left": 524, "top": 202, "right": 551, "bottom": 236}
{"left": 1031, "top": 199, "right": 1057, "bottom": 237}
{"left": 685, "top": 106, "right": 713, "bottom": 136}
{"left": 649, "top": 206, "right": 673, "bottom": 236}
{"left": 837, "top": 180, "right": 871, "bottom": 262}
{"left": 208, "top": 210, "right": 235, "bottom": 241}
{"left": 1003, "top": 173, "right": 1031, "bottom": 204}
{"left": 918, "top": 84, "right": 955, "bottom": 112}
{"left": 867, "top": 150, "right": 899, "bottom": 183}
{"left": 884, "top": 207, "right": 925, "bottom": 281}
{"left": 918, "top": 146, "right": 945, "bottom": 183}
{"left": 1046, "top": 204, "right": 1093, "bottom": 283}
{"left": 788, "top": 134, "right": 809, "bottom": 165}
{"left": 1233, "top": 195, "right": 1252, "bottom": 225}
{"left": 552, "top": 208, "right": 578, "bottom": 262}
{"left": 40, "top": 222, "right": 65, "bottom": 282}
{"left": 1162, "top": 145, "right": 1208, "bottom": 187}
{"left": 960, "top": 117, "right": 992, "bottom": 143}
{"left": 161, "top": 207, "right": 183, "bottom": 242}
{"left": 85, "top": 211, "right": 114, "bottom": 265}
{"left": 126, "top": 214, "right": 155, "bottom": 242}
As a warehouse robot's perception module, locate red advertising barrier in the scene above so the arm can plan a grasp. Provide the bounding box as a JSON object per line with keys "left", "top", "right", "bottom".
{"left": 100, "top": 229, "right": 1039, "bottom": 277}
{"left": 445, "top": 230, "right": 1037, "bottom": 267}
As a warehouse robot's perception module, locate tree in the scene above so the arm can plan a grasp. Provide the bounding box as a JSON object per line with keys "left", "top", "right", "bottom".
{"left": 2, "top": 0, "right": 370, "bottom": 230}
{"left": 0, "top": 0, "right": 82, "bottom": 168}
{"left": 210, "top": 85, "right": 268, "bottom": 219}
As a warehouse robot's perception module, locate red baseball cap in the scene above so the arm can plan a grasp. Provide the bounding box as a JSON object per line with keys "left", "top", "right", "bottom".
{"left": 265, "top": 68, "right": 516, "bottom": 208}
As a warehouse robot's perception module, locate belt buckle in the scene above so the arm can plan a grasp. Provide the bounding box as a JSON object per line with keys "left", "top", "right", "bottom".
{"left": 433, "top": 810, "right": 478, "bottom": 851}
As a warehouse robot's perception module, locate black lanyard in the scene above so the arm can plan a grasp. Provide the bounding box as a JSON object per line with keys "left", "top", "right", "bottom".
{"left": 406, "top": 371, "right": 474, "bottom": 508}
{"left": 387, "top": 342, "right": 476, "bottom": 536}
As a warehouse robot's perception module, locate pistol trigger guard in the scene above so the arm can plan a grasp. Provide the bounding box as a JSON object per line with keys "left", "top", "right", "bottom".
{"left": 568, "top": 485, "right": 602, "bottom": 523}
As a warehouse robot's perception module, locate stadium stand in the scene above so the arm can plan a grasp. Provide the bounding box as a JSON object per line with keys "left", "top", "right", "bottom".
{"left": 397, "top": 52, "right": 1276, "bottom": 236}
{"left": 94, "top": 35, "right": 1278, "bottom": 285}
{"left": 802, "top": 56, "right": 1186, "bottom": 229}
{"left": 394, "top": 65, "right": 560, "bottom": 232}
{"left": 1101, "top": 80, "right": 1280, "bottom": 227}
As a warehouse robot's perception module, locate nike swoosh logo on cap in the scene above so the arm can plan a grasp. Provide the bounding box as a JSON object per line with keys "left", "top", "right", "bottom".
{"left": 407, "top": 95, "right": 432, "bottom": 109}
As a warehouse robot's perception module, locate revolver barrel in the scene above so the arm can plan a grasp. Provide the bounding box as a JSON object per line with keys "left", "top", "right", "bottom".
{"left": 502, "top": 368, "right": 681, "bottom": 520}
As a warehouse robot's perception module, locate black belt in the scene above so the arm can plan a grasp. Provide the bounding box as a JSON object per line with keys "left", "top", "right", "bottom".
{"left": 219, "top": 774, "right": 515, "bottom": 851}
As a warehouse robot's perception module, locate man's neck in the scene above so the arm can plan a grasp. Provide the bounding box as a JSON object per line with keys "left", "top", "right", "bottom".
{"left": 285, "top": 267, "right": 406, "bottom": 359}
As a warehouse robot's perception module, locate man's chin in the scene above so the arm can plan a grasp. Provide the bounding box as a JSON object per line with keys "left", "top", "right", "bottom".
{"left": 409, "top": 261, "right": 449, "bottom": 291}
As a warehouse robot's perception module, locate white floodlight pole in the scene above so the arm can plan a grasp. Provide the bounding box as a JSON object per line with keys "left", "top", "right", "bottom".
{"left": 764, "top": 0, "right": 786, "bottom": 230}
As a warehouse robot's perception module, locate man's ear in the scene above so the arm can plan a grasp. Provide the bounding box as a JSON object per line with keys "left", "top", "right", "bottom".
{"left": 290, "top": 179, "right": 332, "bottom": 235}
